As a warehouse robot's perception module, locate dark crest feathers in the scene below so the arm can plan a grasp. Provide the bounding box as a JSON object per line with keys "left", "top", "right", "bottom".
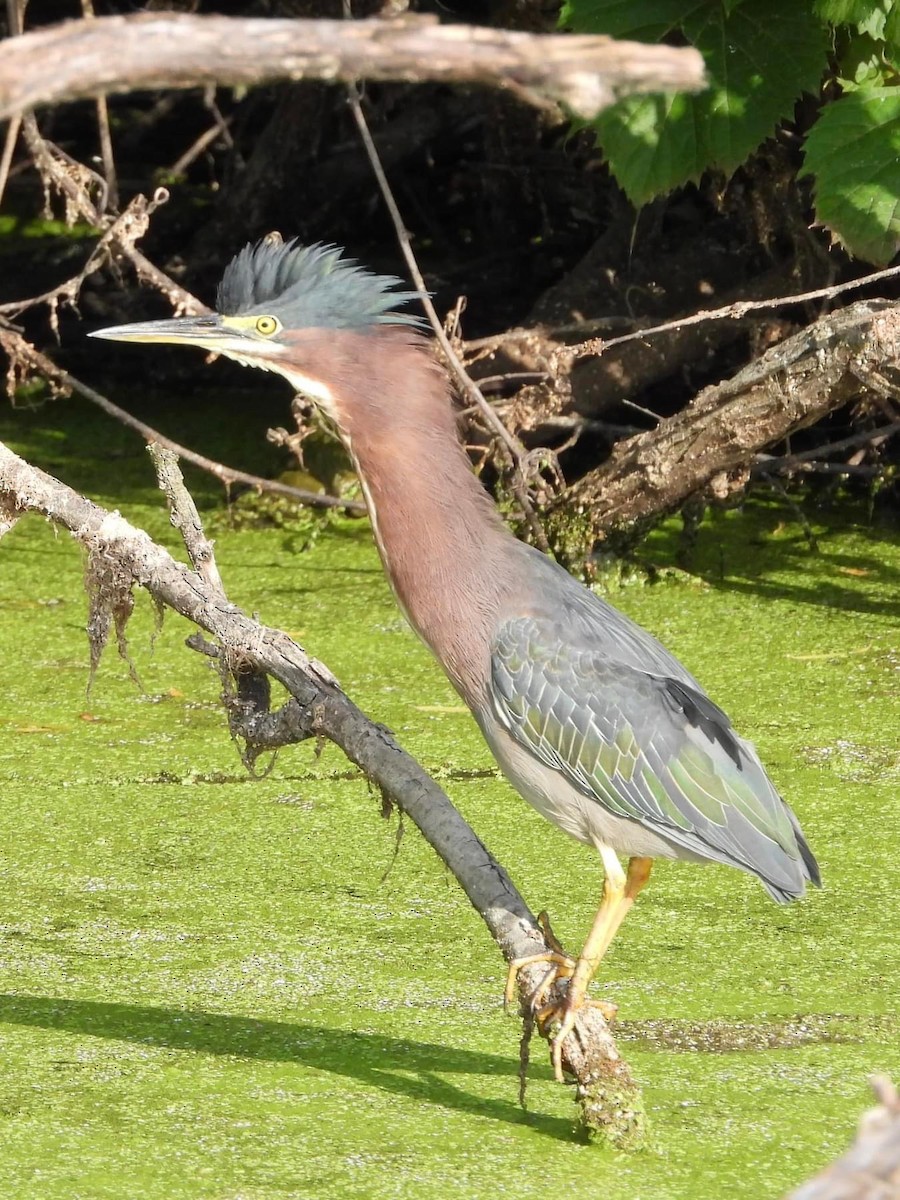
{"left": 216, "top": 239, "right": 425, "bottom": 330}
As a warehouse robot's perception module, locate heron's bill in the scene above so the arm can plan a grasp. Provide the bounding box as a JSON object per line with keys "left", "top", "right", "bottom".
{"left": 89, "top": 315, "right": 224, "bottom": 347}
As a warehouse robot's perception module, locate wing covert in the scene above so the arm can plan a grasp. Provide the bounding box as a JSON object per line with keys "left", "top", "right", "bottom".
{"left": 490, "top": 616, "right": 808, "bottom": 896}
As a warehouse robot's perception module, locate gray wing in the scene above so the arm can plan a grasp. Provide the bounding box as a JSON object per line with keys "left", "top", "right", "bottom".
{"left": 490, "top": 611, "right": 819, "bottom": 901}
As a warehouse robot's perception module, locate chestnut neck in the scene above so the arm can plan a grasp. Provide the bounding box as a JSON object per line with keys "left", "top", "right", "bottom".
{"left": 321, "top": 330, "right": 515, "bottom": 702}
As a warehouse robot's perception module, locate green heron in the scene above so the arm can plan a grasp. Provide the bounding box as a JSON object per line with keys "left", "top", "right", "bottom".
{"left": 92, "top": 240, "right": 821, "bottom": 1080}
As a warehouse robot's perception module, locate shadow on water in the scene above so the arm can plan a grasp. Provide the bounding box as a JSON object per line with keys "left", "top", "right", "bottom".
{"left": 715, "top": 546, "right": 900, "bottom": 619}
{"left": 0, "top": 993, "right": 576, "bottom": 1141}
{"left": 669, "top": 508, "right": 900, "bottom": 621}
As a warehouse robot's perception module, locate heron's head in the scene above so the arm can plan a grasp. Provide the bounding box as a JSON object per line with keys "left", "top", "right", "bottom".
{"left": 91, "top": 238, "right": 426, "bottom": 416}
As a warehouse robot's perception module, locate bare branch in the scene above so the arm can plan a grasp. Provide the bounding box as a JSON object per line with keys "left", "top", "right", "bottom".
{"left": 547, "top": 300, "right": 900, "bottom": 560}
{"left": 0, "top": 439, "right": 646, "bottom": 1144}
{"left": 0, "top": 13, "right": 705, "bottom": 123}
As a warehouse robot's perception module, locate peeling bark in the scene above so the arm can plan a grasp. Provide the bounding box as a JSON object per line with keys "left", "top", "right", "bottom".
{"left": 545, "top": 300, "right": 900, "bottom": 563}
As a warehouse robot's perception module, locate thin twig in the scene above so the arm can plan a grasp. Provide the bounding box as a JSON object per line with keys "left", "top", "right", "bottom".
{"left": 462, "top": 263, "right": 900, "bottom": 362}
{"left": 344, "top": 79, "right": 554, "bottom": 552}
{"left": 0, "top": 111, "right": 20, "bottom": 208}
{"left": 464, "top": 315, "right": 634, "bottom": 353}
{"left": 94, "top": 94, "right": 118, "bottom": 211}
{"left": 751, "top": 420, "right": 900, "bottom": 477}
{"left": 80, "top": 0, "right": 119, "bottom": 212}
{"left": 74, "top": 377, "right": 364, "bottom": 512}
{"left": 168, "top": 114, "right": 232, "bottom": 177}
{"left": 753, "top": 456, "right": 885, "bottom": 478}
{"left": 571, "top": 265, "right": 900, "bottom": 360}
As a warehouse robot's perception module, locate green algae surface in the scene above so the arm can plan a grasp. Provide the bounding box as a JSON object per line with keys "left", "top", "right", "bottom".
{"left": 0, "top": 396, "right": 898, "bottom": 1198}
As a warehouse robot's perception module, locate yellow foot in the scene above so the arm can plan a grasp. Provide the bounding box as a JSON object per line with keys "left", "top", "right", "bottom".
{"left": 504, "top": 949, "right": 576, "bottom": 1013}
{"left": 536, "top": 998, "right": 620, "bottom": 1082}
{"left": 505, "top": 913, "right": 619, "bottom": 1082}
{"left": 504, "top": 910, "right": 578, "bottom": 1012}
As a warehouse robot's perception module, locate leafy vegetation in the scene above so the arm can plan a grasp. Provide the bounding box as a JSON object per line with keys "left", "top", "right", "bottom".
{"left": 562, "top": 0, "right": 900, "bottom": 264}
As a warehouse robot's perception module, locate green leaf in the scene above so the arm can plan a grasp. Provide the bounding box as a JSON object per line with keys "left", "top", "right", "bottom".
{"left": 577, "top": 0, "right": 828, "bottom": 206}
{"left": 560, "top": 0, "right": 708, "bottom": 41}
{"left": 803, "top": 85, "right": 900, "bottom": 263}
{"left": 815, "top": 0, "right": 885, "bottom": 26}
{"left": 857, "top": 3, "right": 891, "bottom": 39}
{"left": 837, "top": 32, "right": 896, "bottom": 88}
{"left": 589, "top": 92, "right": 706, "bottom": 202}
{"left": 816, "top": 0, "right": 900, "bottom": 39}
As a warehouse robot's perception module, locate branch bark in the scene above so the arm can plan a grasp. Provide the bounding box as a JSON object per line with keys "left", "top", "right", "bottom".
{"left": 0, "top": 13, "right": 705, "bottom": 122}
{"left": 545, "top": 300, "right": 900, "bottom": 562}
{"left": 0, "top": 438, "right": 646, "bottom": 1147}
{"left": 786, "top": 1076, "right": 900, "bottom": 1200}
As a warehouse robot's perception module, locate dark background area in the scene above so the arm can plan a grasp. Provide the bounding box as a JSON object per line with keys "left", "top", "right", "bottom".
{"left": 3, "top": 0, "right": 898, "bottom": 543}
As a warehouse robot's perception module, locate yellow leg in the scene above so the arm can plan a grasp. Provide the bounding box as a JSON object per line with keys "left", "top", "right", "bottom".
{"left": 546, "top": 852, "right": 653, "bottom": 1081}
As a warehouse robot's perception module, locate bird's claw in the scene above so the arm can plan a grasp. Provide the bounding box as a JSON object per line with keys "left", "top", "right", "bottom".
{"left": 504, "top": 910, "right": 577, "bottom": 1013}
{"left": 505, "top": 912, "right": 617, "bottom": 1083}
{"left": 536, "top": 998, "right": 620, "bottom": 1082}
{"left": 503, "top": 949, "right": 576, "bottom": 1013}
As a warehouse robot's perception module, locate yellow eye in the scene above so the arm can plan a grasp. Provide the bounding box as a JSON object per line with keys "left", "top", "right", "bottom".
{"left": 255, "top": 315, "right": 279, "bottom": 336}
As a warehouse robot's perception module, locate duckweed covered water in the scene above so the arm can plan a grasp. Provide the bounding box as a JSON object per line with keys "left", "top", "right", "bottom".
{"left": 0, "top": 395, "right": 897, "bottom": 1198}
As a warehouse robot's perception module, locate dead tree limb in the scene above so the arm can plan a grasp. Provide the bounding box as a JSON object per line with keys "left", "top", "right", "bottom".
{"left": 0, "top": 12, "right": 704, "bottom": 122}
{"left": 0, "top": 438, "right": 646, "bottom": 1147}
{"left": 787, "top": 1076, "right": 900, "bottom": 1200}
{"left": 545, "top": 300, "right": 900, "bottom": 564}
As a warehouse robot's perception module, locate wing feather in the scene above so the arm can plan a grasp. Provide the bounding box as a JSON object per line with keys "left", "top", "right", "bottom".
{"left": 490, "top": 615, "right": 818, "bottom": 900}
